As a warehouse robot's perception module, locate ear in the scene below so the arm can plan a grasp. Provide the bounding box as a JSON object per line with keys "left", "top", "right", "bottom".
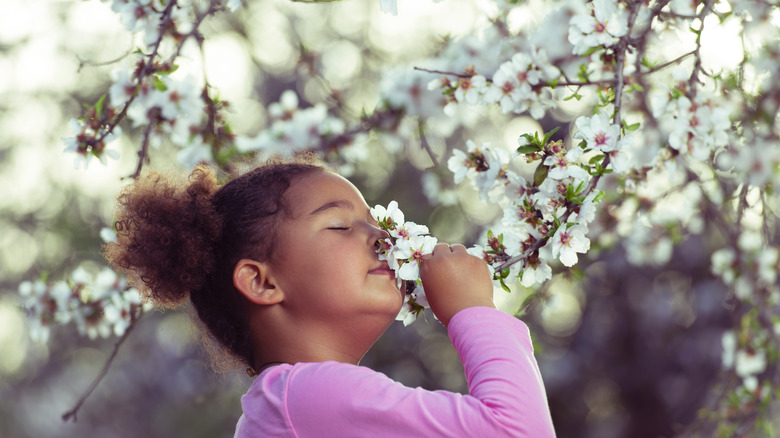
{"left": 233, "top": 259, "right": 284, "bottom": 305}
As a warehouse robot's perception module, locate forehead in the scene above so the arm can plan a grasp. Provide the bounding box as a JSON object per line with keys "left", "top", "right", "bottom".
{"left": 285, "top": 171, "right": 367, "bottom": 217}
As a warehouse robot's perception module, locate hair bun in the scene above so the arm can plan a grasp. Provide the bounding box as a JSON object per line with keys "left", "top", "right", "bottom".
{"left": 105, "top": 165, "right": 222, "bottom": 307}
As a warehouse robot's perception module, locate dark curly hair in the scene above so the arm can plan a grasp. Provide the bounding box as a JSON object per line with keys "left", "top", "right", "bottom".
{"left": 104, "top": 156, "right": 324, "bottom": 371}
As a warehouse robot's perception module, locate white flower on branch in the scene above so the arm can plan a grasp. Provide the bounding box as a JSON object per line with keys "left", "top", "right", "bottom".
{"left": 236, "top": 91, "right": 346, "bottom": 155}
{"left": 520, "top": 254, "right": 553, "bottom": 288}
{"left": 448, "top": 140, "right": 516, "bottom": 202}
{"left": 18, "top": 280, "right": 73, "bottom": 343}
{"left": 544, "top": 147, "right": 590, "bottom": 182}
{"left": 372, "top": 202, "right": 438, "bottom": 325}
{"left": 568, "top": 0, "right": 628, "bottom": 55}
{"left": 395, "top": 235, "right": 438, "bottom": 281}
{"left": 482, "top": 50, "right": 559, "bottom": 119}
{"left": 62, "top": 119, "right": 121, "bottom": 169}
{"left": 551, "top": 223, "right": 590, "bottom": 267}
{"left": 735, "top": 348, "right": 767, "bottom": 392}
{"left": 711, "top": 248, "right": 737, "bottom": 285}
{"left": 454, "top": 74, "right": 488, "bottom": 105}
{"left": 574, "top": 112, "right": 621, "bottom": 152}
{"left": 19, "top": 266, "right": 145, "bottom": 343}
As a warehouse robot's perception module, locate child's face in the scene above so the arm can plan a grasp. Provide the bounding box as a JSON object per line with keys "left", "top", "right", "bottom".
{"left": 270, "top": 170, "right": 403, "bottom": 346}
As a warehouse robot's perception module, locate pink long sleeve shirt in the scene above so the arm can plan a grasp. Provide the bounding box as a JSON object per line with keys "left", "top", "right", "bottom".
{"left": 234, "top": 307, "right": 556, "bottom": 437}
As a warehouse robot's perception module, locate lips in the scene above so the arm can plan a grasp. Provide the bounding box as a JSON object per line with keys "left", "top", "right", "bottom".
{"left": 368, "top": 262, "right": 395, "bottom": 278}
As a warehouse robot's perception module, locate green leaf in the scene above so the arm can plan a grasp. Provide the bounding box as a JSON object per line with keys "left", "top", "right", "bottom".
{"left": 564, "top": 91, "right": 583, "bottom": 101}
{"left": 153, "top": 76, "right": 168, "bottom": 91}
{"left": 158, "top": 64, "right": 179, "bottom": 75}
{"left": 589, "top": 153, "right": 605, "bottom": 165}
{"left": 542, "top": 126, "right": 560, "bottom": 145}
{"left": 533, "top": 163, "right": 548, "bottom": 187}
{"left": 499, "top": 277, "right": 511, "bottom": 293}
{"left": 625, "top": 122, "right": 640, "bottom": 131}
{"left": 94, "top": 94, "right": 107, "bottom": 118}
{"left": 582, "top": 45, "right": 602, "bottom": 57}
{"left": 517, "top": 144, "right": 540, "bottom": 154}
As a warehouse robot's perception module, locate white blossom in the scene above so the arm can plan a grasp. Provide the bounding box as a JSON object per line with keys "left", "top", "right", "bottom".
{"left": 568, "top": 0, "right": 628, "bottom": 55}
{"left": 574, "top": 112, "right": 621, "bottom": 152}
{"left": 395, "top": 235, "right": 438, "bottom": 280}
{"left": 551, "top": 224, "right": 590, "bottom": 267}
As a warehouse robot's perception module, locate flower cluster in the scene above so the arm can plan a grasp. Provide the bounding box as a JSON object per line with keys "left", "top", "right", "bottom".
{"left": 651, "top": 67, "right": 732, "bottom": 162}
{"left": 568, "top": 0, "right": 628, "bottom": 56}
{"left": 449, "top": 111, "right": 625, "bottom": 289}
{"left": 62, "top": 115, "right": 121, "bottom": 170}
{"left": 371, "top": 201, "right": 438, "bottom": 326}
{"left": 19, "top": 267, "right": 144, "bottom": 343}
{"left": 711, "top": 231, "right": 779, "bottom": 304}
{"left": 427, "top": 48, "right": 560, "bottom": 120}
{"left": 64, "top": 0, "right": 233, "bottom": 173}
{"left": 236, "top": 90, "right": 347, "bottom": 156}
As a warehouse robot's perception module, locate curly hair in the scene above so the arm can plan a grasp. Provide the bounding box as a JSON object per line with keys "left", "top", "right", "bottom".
{"left": 104, "top": 156, "right": 324, "bottom": 370}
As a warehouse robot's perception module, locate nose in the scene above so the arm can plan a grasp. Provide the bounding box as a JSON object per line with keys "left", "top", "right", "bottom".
{"left": 370, "top": 225, "right": 390, "bottom": 249}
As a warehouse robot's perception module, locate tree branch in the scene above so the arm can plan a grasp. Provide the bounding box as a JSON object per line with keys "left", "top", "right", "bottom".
{"left": 61, "top": 308, "right": 143, "bottom": 422}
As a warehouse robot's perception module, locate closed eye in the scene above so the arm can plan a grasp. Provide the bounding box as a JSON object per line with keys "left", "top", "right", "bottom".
{"left": 328, "top": 227, "right": 351, "bottom": 231}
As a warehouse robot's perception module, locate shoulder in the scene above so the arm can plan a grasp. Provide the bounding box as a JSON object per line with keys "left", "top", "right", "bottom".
{"left": 273, "top": 362, "right": 415, "bottom": 436}
{"left": 238, "top": 362, "right": 386, "bottom": 437}
{"left": 248, "top": 361, "right": 401, "bottom": 409}
{"left": 285, "top": 360, "right": 402, "bottom": 399}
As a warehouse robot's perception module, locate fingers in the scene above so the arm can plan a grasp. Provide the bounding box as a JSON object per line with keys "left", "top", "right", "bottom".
{"left": 450, "top": 244, "right": 467, "bottom": 254}
{"left": 431, "top": 242, "right": 451, "bottom": 256}
{"left": 429, "top": 243, "right": 467, "bottom": 256}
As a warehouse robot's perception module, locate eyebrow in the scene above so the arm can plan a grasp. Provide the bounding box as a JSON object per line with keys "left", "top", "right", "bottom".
{"left": 308, "top": 200, "right": 355, "bottom": 216}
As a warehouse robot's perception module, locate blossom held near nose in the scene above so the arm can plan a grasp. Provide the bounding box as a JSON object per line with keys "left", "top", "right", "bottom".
{"left": 372, "top": 201, "right": 438, "bottom": 325}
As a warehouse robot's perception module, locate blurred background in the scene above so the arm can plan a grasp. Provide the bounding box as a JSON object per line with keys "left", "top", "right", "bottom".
{"left": 0, "top": 0, "right": 739, "bottom": 437}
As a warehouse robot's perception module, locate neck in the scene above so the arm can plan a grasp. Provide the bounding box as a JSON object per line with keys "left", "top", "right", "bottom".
{"left": 248, "top": 304, "right": 395, "bottom": 371}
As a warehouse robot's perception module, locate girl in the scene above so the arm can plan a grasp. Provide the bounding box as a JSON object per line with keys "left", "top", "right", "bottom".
{"left": 105, "top": 156, "right": 556, "bottom": 437}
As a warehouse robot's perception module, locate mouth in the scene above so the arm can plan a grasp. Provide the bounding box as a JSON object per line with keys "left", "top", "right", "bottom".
{"left": 368, "top": 263, "right": 396, "bottom": 278}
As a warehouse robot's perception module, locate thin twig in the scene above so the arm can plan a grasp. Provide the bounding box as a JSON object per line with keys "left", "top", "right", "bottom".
{"left": 417, "top": 120, "right": 439, "bottom": 168}
{"left": 77, "top": 43, "right": 135, "bottom": 73}
{"left": 62, "top": 308, "right": 143, "bottom": 422}
{"left": 127, "top": 109, "right": 158, "bottom": 179}
{"left": 413, "top": 66, "right": 472, "bottom": 79}
{"left": 687, "top": 0, "right": 716, "bottom": 96}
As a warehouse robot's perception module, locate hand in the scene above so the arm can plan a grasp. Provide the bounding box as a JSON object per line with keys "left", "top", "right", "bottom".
{"left": 420, "top": 243, "right": 495, "bottom": 327}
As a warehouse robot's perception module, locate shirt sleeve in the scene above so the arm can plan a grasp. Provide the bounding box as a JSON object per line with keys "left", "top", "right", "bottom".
{"left": 285, "top": 307, "right": 556, "bottom": 438}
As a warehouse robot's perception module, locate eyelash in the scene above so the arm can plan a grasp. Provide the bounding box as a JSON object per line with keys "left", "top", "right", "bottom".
{"left": 328, "top": 227, "right": 351, "bottom": 231}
